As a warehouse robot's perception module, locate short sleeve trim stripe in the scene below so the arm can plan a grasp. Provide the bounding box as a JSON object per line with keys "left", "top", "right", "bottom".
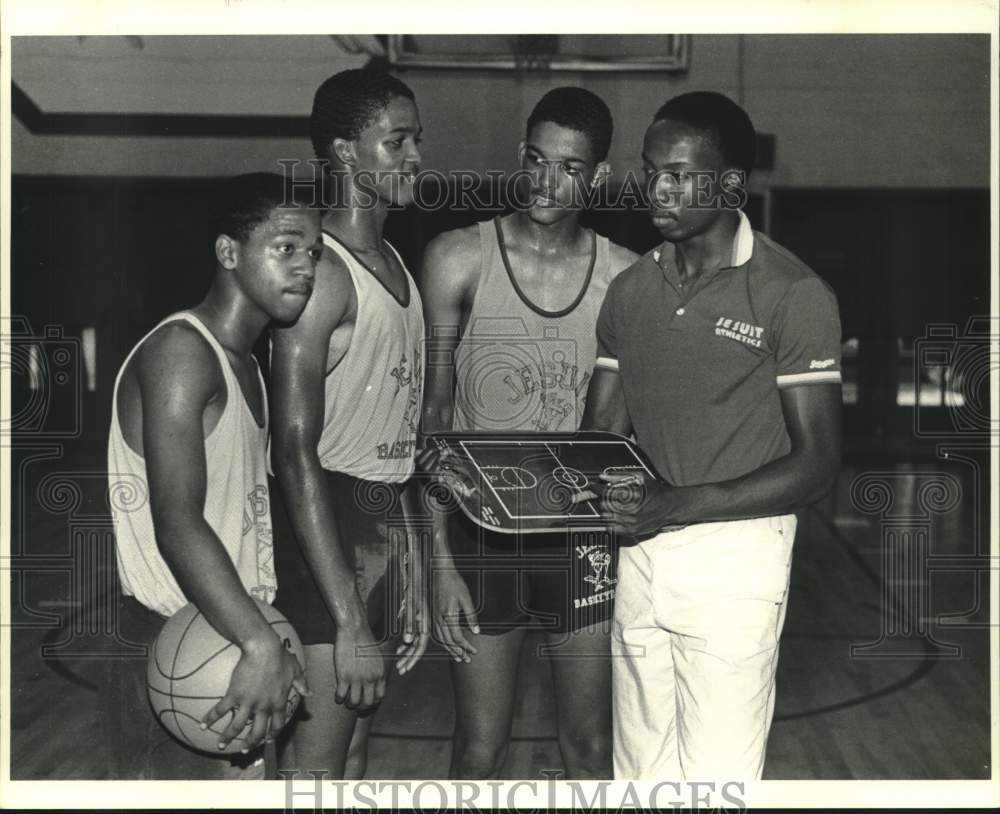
{"left": 595, "top": 357, "right": 620, "bottom": 372}
{"left": 776, "top": 371, "right": 843, "bottom": 388}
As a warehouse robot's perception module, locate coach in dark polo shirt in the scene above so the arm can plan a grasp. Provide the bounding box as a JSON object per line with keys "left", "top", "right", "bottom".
{"left": 582, "top": 91, "right": 842, "bottom": 780}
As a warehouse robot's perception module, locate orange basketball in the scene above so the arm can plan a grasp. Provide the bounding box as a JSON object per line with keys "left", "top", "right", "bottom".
{"left": 146, "top": 599, "right": 304, "bottom": 754}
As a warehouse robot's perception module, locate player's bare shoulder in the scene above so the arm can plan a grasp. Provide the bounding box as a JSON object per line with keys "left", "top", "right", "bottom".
{"left": 607, "top": 240, "right": 641, "bottom": 276}
{"left": 306, "top": 238, "right": 357, "bottom": 327}
{"left": 135, "top": 319, "right": 224, "bottom": 397}
{"left": 422, "top": 222, "right": 484, "bottom": 303}
{"left": 118, "top": 319, "right": 226, "bottom": 453}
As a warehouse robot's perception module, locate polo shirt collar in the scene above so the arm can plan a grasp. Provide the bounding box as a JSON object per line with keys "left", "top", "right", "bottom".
{"left": 730, "top": 209, "right": 754, "bottom": 267}
{"left": 652, "top": 209, "right": 755, "bottom": 271}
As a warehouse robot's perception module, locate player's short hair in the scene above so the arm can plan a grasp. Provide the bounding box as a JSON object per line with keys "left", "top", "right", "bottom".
{"left": 526, "top": 87, "right": 614, "bottom": 163}
{"left": 652, "top": 91, "right": 757, "bottom": 176}
{"left": 214, "top": 172, "right": 312, "bottom": 243}
{"left": 310, "top": 68, "right": 416, "bottom": 162}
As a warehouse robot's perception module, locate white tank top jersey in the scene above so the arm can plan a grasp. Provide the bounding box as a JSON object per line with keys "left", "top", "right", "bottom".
{"left": 107, "top": 311, "right": 277, "bottom": 618}
{"left": 453, "top": 218, "right": 616, "bottom": 432}
{"left": 316, "top": 233, "right": 424, "bottom": 483}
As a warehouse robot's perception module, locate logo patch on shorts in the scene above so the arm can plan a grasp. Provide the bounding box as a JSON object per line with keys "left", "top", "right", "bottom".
{"left": 576, "top": 544, "right": 616, "bottom": 593}
{"left": 809, "top": 358, "right": 836, "bottom": 369}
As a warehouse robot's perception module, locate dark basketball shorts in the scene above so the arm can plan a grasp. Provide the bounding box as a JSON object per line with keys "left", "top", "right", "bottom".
{"left": 270, "top": 470, "right": 411, "bottom": 646}
{"left": 445, "top": 508, "right": 618, "bottom": 635}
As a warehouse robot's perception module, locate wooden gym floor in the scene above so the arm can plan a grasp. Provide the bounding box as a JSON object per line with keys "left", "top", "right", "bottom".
{"left": 6, "top": 445, "right": 993, "bottom": 780}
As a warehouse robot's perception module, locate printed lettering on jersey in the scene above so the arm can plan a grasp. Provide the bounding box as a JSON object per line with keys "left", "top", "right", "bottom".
{"left": 714, "top": 316, "right": 766, "bottom": 349}
{"left": 402, "top": 351, "right": 423, "bottom": 436}
{"left": 809, "top": 358, "right": 836, "bottom": 369}
{"left": 377, "top": 347, "right": 423, "bottom": 461}
{"left": 242, "top": 483, "right": 276, "bottom": 600}
{"left": 377, "top": 439, "right": 417, "bottom": 460}
{"left": 502, "top": 351, "right": 591, "bottom": 421}
{"left": 390, "top": 352, "right": 414, "bottom": 391}
{"left": 462, "top": 339, "right": 590, "bottom": 432}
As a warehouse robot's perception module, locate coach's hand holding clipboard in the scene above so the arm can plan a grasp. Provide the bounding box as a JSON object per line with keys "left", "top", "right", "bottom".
{"left": 572, "top": 472, "right": 688, "bottom": 541}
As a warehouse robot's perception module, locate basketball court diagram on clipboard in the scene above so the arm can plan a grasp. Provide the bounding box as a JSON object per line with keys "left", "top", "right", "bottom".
{"left": 429, "top": 431, "right": 661, "bottom": 534}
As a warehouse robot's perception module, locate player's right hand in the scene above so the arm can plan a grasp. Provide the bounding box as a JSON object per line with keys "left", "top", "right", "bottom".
{"left": 432, "top": 565, "right": 480, "bottom": 662}
{"left": 414, "top": 441, "right": 443, "bottom": 477}
{"left": 202, "top": 633, "right": 310, "bottom": 753}
{"left": 432, "top": 448, "right": 479, "bottom": 500}
{"left": 333, "top": 623, "right": 387, "bottom": 710}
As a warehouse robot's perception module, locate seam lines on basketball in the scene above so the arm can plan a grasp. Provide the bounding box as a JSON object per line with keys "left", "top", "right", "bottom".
{"left": 155, "top": 617, "right": 290, "bottom": 683}
{"left": 168, "top": 610, "right": 203, "bottom": 745}
{"left": 148, "top": 686, "right": 229, "bottom": 701}
{"left": 169, "top": 640, "right": 238, "bottom": 681}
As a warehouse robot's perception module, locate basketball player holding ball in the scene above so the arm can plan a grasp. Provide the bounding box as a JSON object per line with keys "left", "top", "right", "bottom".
{"left": 105, "top": 173, "right": 318, "bottom": 779}
{"left": 268, "top": 69, "right": 428, "bottom": 780}
{"left": 421, "top": 88, "right": 637, "bottom": 779}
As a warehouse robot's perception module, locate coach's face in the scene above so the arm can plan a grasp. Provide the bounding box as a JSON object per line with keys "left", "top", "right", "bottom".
{"left": 517, "top": 121, "right": 606, "bottom": 225}
{"left": 353, "top": 95, "right": 423, "bottom": 207}
{"left": 642, "top": 118, "right": 730, "bottom": 243}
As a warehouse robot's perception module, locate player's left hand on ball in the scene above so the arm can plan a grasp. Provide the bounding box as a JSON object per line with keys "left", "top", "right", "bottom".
{"left": 596, "top": 474, "right": 683, "bottom": 539}
{"left": 201, "top": 633, "right": 309, "bottom": 753}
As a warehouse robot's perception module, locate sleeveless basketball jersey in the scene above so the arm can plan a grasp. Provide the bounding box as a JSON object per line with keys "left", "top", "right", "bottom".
{"left": 316, "top": 233, "right": 424, "bottom": 482}
{"left": 453, "top": 217, "right": 616, "bottom": 432}
{"left": 107, "top": 311, "right": 276, "bottom": 618}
